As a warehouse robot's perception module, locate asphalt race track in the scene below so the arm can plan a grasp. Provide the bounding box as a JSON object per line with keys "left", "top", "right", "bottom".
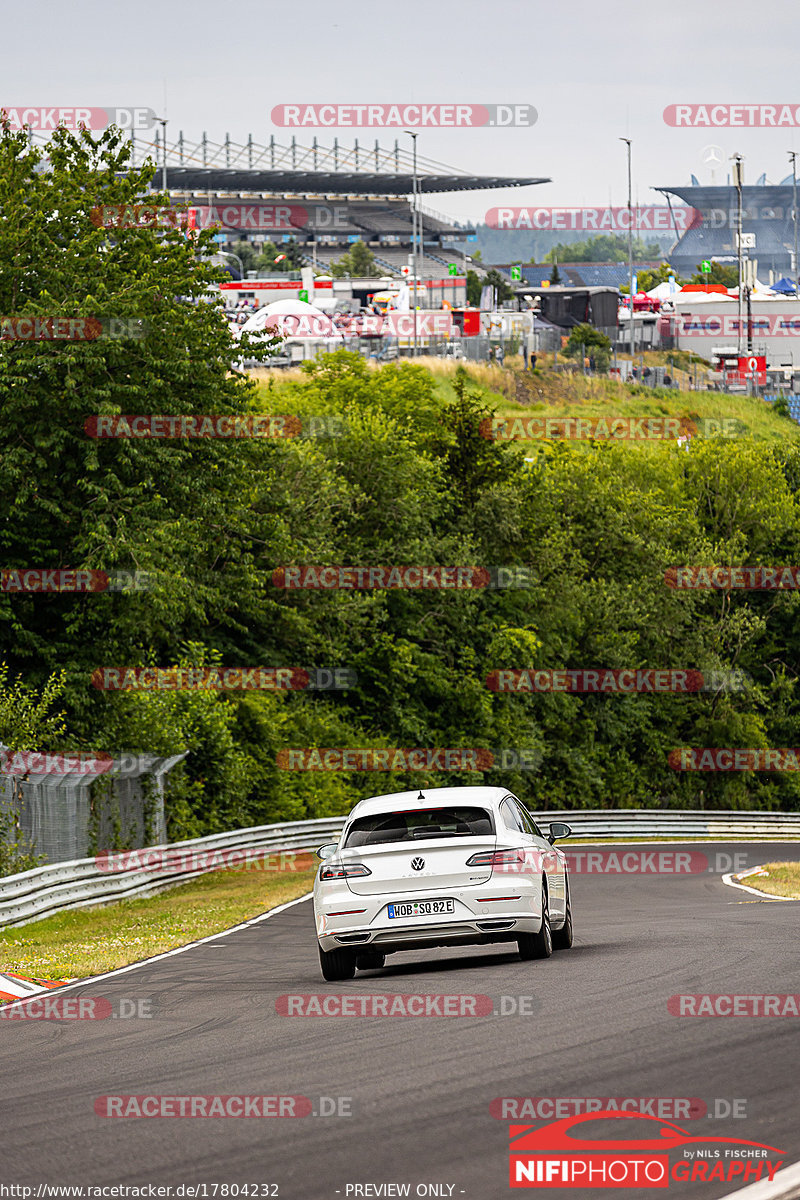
{"left": 2, "top": 841, "right": 799, "bottom": 1200}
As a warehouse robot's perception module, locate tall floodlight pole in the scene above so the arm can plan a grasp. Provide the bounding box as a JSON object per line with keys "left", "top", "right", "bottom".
{"left": 733, "top": 154, "right": 744, "bottom": 355}
{"left": 620, "top": 138, "right": 634, "bottom": 358}
{"left": 789, "top": 151, "right": 798, "bottom": 287}
{"left": 406, "top": 131, "right": 419, "bottom": 357}
{"left": 155, "top": 117, "right": 168, "bottom": 193}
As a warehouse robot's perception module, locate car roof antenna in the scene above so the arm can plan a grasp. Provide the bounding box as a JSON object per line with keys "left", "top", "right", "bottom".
{"left": 417, "top": 790, "right": 425, "bottom": 800}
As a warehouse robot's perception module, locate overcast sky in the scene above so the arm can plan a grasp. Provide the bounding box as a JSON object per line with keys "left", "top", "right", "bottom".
{"left": 4, "top": 0, "right": 800, "bottom": 224}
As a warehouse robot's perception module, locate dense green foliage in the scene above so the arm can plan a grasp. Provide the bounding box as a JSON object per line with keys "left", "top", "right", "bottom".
{"left": 1, "top": 128, "right": 799, "bottom": 854}
{"left": 257, "top": 239, "right": 305, "bottom": 274}
{"left": 329, "top": 240, "right": 378, "bottom": 278}
{"left": 564, "top": 324, "right": 612, "bottom": 369}
{"left": 689, "top": 262, "right": 740, "bottom": 287}
{"left": 466, "top": 270, "right": 482, "bottom": 306}
{"left": 637, "top": 262, "right": 682, "bottom": 292}
{"left": 545, "top": 234, "right": 661, "bottom": 264}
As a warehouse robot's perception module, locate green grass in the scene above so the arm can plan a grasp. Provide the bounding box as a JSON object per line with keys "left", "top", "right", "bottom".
{"left": 0, "top": 862, "right": 316, "bottom": 985}
{"left": 244, "top": 356, "right": 798, "bottom": 443}
{"left": 736, "top": 862, "right": 800, "bottom": 899}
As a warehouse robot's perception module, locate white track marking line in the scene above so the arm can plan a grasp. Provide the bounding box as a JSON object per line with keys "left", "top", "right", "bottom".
{"left": 721, "top": 872, "right": 798, "bottom": 901}
{"left": 0, "top": 892, "right": 313, "bottom": 1012}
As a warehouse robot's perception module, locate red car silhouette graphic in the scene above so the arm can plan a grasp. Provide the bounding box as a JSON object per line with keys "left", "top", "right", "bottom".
{"left": 509, "top": 1111, "right": 783, "bottom": 1154}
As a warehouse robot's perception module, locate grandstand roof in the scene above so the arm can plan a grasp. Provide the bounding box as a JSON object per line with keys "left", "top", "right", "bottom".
{"left": 659, "top": 183, "right": 797, "bottom": 206}
{"left": 161, "top": 167, "right": 548, "bottom": 196}
{"left": 127, "top": 132, "right": 549, "bottom": 197}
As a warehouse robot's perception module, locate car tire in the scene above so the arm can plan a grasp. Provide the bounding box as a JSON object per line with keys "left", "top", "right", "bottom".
{"left": 355, "top": 951, "right": 386, "bottom": 971}
{"left": 551, "top": 879, "right": 574, "bottom": 951}
{"left": 518, "top": 884, "right": 553, "bottom": 960}
{"left": 319, "top": 944, "right": 356, "bottom": 982}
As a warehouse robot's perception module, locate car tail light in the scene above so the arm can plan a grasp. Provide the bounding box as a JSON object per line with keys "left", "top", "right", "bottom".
{"left": 466, "top": 848, "right": 526, "bottom": 866}
{"left": 319, "top": 863, "right": 372, "bottom": 880}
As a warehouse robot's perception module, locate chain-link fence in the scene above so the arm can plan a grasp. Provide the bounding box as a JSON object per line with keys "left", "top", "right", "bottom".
{"left": 0, "top": 752, "right": 185, "bottom": 869}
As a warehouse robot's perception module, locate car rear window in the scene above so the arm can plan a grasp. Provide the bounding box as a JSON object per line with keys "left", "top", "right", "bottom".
{"left": 343, "top": 806, "right": 495, "bottom": 847}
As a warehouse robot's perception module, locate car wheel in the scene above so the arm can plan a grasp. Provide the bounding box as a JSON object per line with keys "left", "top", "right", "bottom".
{"left": 518, "top": 884, "right": 553, "bottom": 960}
{"left": 355, "top": 951, "right": 386, "bottom": 971}
{"left": 551, "top": 879, "right": 574, "bottom": 951}
{"left": 318, "top": 944, "right": 356, "bottom": 982}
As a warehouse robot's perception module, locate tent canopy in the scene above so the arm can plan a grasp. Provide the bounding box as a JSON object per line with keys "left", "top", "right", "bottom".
{"left": 240, "top": 297, "right": 328, "bottom": 332}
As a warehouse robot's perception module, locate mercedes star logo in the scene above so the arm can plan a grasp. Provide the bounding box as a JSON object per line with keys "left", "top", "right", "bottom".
{"left": 411, "top": 857, "right": 425, "bottom": 871}
{"left": 702, "top": 145, "right": 724, "bottom": 168}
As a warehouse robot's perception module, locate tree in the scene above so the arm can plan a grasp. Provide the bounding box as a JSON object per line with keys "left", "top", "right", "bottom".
{"left": 690, "top": 261, "right": 739, "bottom": 287}
{"left": 564, "top": 323, "right": 612, "bottom": 369}
{"left": 329, "top": 240, "right": 378, "bottom": 278}
{"left": 636, "top": 262, "right": 683, "bottom": 294}
{"left": 256, "top": 239, "right": 305, "bottom": 274}
{"left": 545, "top": 234, "right": 661, "bottom": 263}
{"left": 0, "top": 123, "right": 277, "bottom": 737}
{"left": 549, "top": 262, "right": 562, "bottom": 285}
{"left": 0, "top": 665, "right": 67, "bottom": 873}
{"left": 230, "top": 239, "right": 259, "bottom": 275}
{"left": 466, "top": 269, "right": 482, "bottom": 306}
{"left": 483, "top": 268, "right": 514, "bottom": 304}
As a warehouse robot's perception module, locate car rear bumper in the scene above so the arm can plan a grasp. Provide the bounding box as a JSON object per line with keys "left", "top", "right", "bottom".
{"left": 314, "top": 881, "right": 543, "bottom": 953}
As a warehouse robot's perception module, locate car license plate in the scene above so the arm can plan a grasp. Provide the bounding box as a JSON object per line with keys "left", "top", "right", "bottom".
{"left": 387, "top": 899, "right": 455, "bottom": 918}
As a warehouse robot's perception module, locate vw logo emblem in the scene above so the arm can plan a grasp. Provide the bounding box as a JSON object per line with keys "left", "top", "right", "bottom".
{"left": 411, "top": 857, "right": 425, "bottom": 871}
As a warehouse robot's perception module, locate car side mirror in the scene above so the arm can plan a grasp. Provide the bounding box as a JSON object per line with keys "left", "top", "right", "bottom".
{"left": 316, "top": 843, "right": 339, "bottom": 861}
{"left": 547, "top": 822, "right": 572, "bottom": 844}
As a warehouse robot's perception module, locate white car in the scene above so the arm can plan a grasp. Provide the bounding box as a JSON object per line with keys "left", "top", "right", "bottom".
{"left": 313, "top": 785, "right": 573, "bottom": 981}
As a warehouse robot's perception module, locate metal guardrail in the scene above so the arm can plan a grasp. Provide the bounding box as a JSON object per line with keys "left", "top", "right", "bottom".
{"left": 0, "top": 817, "right": 344, "bottom": 929}
{"left": 535, "top": 809, "right": 800, "bottom": 839}
{"left": 1, "top": 809, "right": 798, "bottom": 929}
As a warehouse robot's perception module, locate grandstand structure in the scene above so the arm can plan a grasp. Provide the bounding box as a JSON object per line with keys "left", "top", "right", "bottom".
{"left": 658, "top": 178, "right": 800, "bottom": 280}
{"left": 131, "top": 130, "right": 549, "bottom": 280}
